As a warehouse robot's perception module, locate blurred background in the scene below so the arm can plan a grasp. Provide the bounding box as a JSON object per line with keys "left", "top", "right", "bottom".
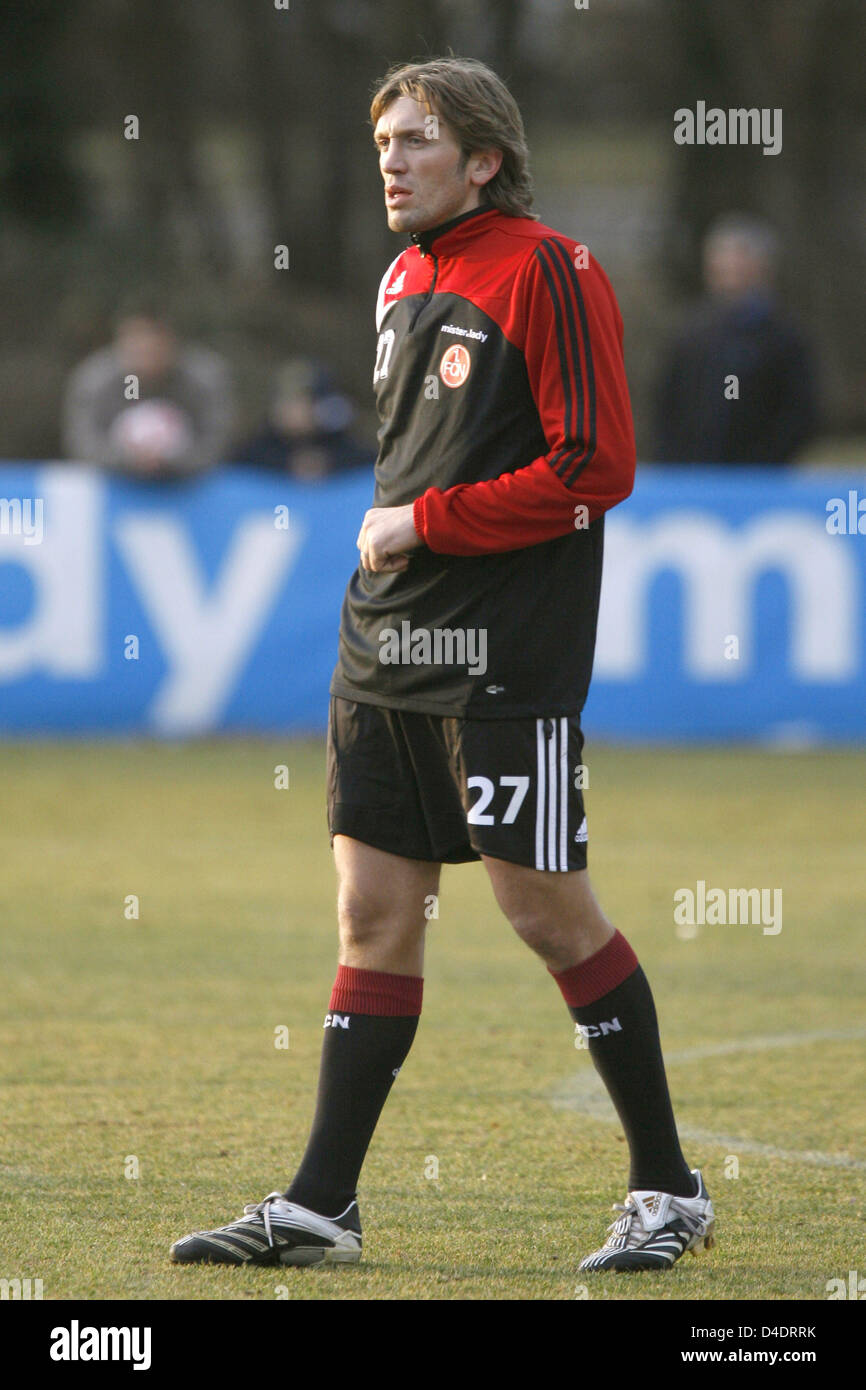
{"left": 2, "top": 0, "right": 864, "bottom": 463}
{"left": 1, "top": 0, "right": 865, "bottom": 738}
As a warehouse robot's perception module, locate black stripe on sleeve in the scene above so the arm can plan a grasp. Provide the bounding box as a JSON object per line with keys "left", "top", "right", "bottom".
{"left": 534, "top": 239, "right": 598, "bottom": 486}
{"left": 534, "top": 242, "right": 577, "bottom": 453}
{"left": 549, "top": 240, "right": 597, "bottom": 484}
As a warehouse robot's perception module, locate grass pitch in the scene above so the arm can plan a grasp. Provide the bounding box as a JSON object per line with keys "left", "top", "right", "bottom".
{"left": 1, "top": 738, "right": 864, "bottom": 1301}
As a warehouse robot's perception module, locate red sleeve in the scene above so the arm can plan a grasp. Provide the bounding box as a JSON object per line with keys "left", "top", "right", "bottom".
{"left": 413, "top": 238, "right": 636, "bottom": 556}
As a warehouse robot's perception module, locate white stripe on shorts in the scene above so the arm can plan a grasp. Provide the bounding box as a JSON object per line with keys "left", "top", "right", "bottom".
{"left": 547, "top": 722, "right": 558, "bottom": 870}
{"left": 559, "top": 717, "right": 568, "bottom": 872}
{"left": 535, "top": 719, "right": 546, "bottom": 870}
{"left": 536, "top": 718, "right": 571, "bottom": 871}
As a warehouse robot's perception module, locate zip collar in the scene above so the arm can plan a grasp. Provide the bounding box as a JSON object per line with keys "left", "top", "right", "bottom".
{"left": 409, "top": 204, "right": 501, "bottom": 258}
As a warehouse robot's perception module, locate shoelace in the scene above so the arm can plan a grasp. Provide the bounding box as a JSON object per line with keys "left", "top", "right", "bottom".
{"left": 606, "top": 1193, "right": 705, "bottom": 1244}
{"left": 241, "top": 1192, "right": 285, "bottom": 1249}
{"left": 604, "top": 1200, "right": 640, "bottom": 1245}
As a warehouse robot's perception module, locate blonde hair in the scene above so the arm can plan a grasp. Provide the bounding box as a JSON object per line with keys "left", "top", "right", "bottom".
{"left": 370, "top": 57, "right": 537, "bottom": 220}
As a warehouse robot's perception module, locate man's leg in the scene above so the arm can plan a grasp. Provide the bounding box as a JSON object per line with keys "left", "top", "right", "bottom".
{"left": 283, "top": 836, "right": 439, "bottom": 1217}
{"left": 482, "top": 857, "right": 694, "bottom": 1197}
{"left": 169, "top": 838, "right": 436, "bottom": 1265}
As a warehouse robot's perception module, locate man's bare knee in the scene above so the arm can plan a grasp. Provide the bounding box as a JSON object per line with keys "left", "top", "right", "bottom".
{"left": 333, "top": 835, "right": 440, "bottom": 972}
{"left": 337, "top": 886, "right": 406, "bottom": 952}
{"left": 503, "top": 906, "right": 560, "bottom": 958}
{"left": 482, "top": 856, "right": 614, "bottom": 969}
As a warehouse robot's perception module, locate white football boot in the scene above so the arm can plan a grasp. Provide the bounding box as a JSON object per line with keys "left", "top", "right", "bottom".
{"left": 580, "top": 1168, "right": 715, "bottom": 1271}
{"left": 170, "top": 1192, "right": 362, "bottom": 1266}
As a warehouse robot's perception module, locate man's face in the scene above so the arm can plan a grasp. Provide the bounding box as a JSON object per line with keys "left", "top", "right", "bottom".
{"left": 704, "top": 237, "right": 770, "bottom": 299}
{"left": 373, "top": 94, "right": 500, "bottom": 235}
{"left": 116, "top": 317, "right": 176, "bottom": 380}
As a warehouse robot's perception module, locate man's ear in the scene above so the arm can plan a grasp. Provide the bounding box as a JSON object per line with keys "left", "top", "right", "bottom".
{"left": 469, "top": 147, "right": 503, "bottom": 189}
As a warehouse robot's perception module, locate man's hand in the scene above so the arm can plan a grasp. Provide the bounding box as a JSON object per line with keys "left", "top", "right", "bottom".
{"left": 357, "top": 503, "right": 422, "bottom": 573}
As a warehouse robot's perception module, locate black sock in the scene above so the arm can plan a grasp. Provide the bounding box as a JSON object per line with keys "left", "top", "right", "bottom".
{"left": 571, "top": 967, "right": 694, "bottom": 1196}
{"left": 284, "top": 966, "right": 421, "bottom": 1219}
{"left": 552, "top": 931, "right": 694, "bottom": 1197}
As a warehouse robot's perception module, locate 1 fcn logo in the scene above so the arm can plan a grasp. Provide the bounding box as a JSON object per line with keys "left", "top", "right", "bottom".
{"left": 439, "top": 344, "right": 471, "bottom": 388}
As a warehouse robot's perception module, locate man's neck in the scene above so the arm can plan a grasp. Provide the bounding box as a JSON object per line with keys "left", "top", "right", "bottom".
{"left": 409, "top": 203, "right": 496, "bottom": 256}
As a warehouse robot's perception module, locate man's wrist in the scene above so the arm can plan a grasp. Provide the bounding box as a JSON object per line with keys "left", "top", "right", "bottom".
{"left": 412, "top": 494, "right": 427, "bottom": 546}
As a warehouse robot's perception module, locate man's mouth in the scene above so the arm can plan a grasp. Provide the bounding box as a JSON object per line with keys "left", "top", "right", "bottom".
{"left": 386, "top": 187, "right": 412, "bottom": 203}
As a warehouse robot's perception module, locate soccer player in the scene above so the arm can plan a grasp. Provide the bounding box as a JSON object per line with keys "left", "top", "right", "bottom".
{"left": 171, "top": 57, "right": 715, "bottom": 1274}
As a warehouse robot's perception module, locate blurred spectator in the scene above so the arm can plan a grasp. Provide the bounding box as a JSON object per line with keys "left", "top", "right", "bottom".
{"left": 62, "top": 301, "right": 234, "bottom": 476}
{"left": 234, "top": 358, "right": 371, "bottom": 479}
{"left": 653, "top": 214, "right": 818, "bottom": 464}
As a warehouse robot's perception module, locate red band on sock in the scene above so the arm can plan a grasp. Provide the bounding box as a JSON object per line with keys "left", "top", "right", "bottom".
{"left": 329, "top": 964, "right": 423, "bottom": 1017}
{"left": 550, "top": 929, "right": 639, "bottom": 1008}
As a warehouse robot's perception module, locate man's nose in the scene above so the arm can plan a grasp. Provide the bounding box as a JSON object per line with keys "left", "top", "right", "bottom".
{"left": 381, "top": 143, "right": 407, "bottom": 173}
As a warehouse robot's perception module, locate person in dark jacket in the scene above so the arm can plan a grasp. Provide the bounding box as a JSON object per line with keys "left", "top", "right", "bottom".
{"left": 654, "top": 214, "right": 818, "bottom": 464}
{"left": 234, "top": 358, "right": 371, "bottom": 479}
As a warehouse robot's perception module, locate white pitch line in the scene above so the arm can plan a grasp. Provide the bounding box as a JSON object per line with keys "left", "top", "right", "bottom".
{"left": 670, "top": 1128, "right": 866, "bottom": 1172}
{"left": 654, "top": 1027, "right": 866, "bottom": 1065}
{"left": 551, "top": 1028, "right": 866, "bottom": 1173}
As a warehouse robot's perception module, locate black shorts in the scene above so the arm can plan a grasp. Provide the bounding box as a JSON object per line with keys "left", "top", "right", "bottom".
{"left": 326, "top": 696, "right": 588, "bottom": 871}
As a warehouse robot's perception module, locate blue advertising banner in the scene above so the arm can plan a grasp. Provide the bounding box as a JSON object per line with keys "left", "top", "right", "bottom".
{"left": 0, "top": 463, "right": 864, "bottom": 741}
{"left": 587, "top": 466, "right": 866, "bottom": 742}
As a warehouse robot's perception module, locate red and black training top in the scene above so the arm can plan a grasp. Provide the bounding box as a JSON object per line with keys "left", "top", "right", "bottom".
{"left": 330, "top": 203, "right": 636, "bottom": 719}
